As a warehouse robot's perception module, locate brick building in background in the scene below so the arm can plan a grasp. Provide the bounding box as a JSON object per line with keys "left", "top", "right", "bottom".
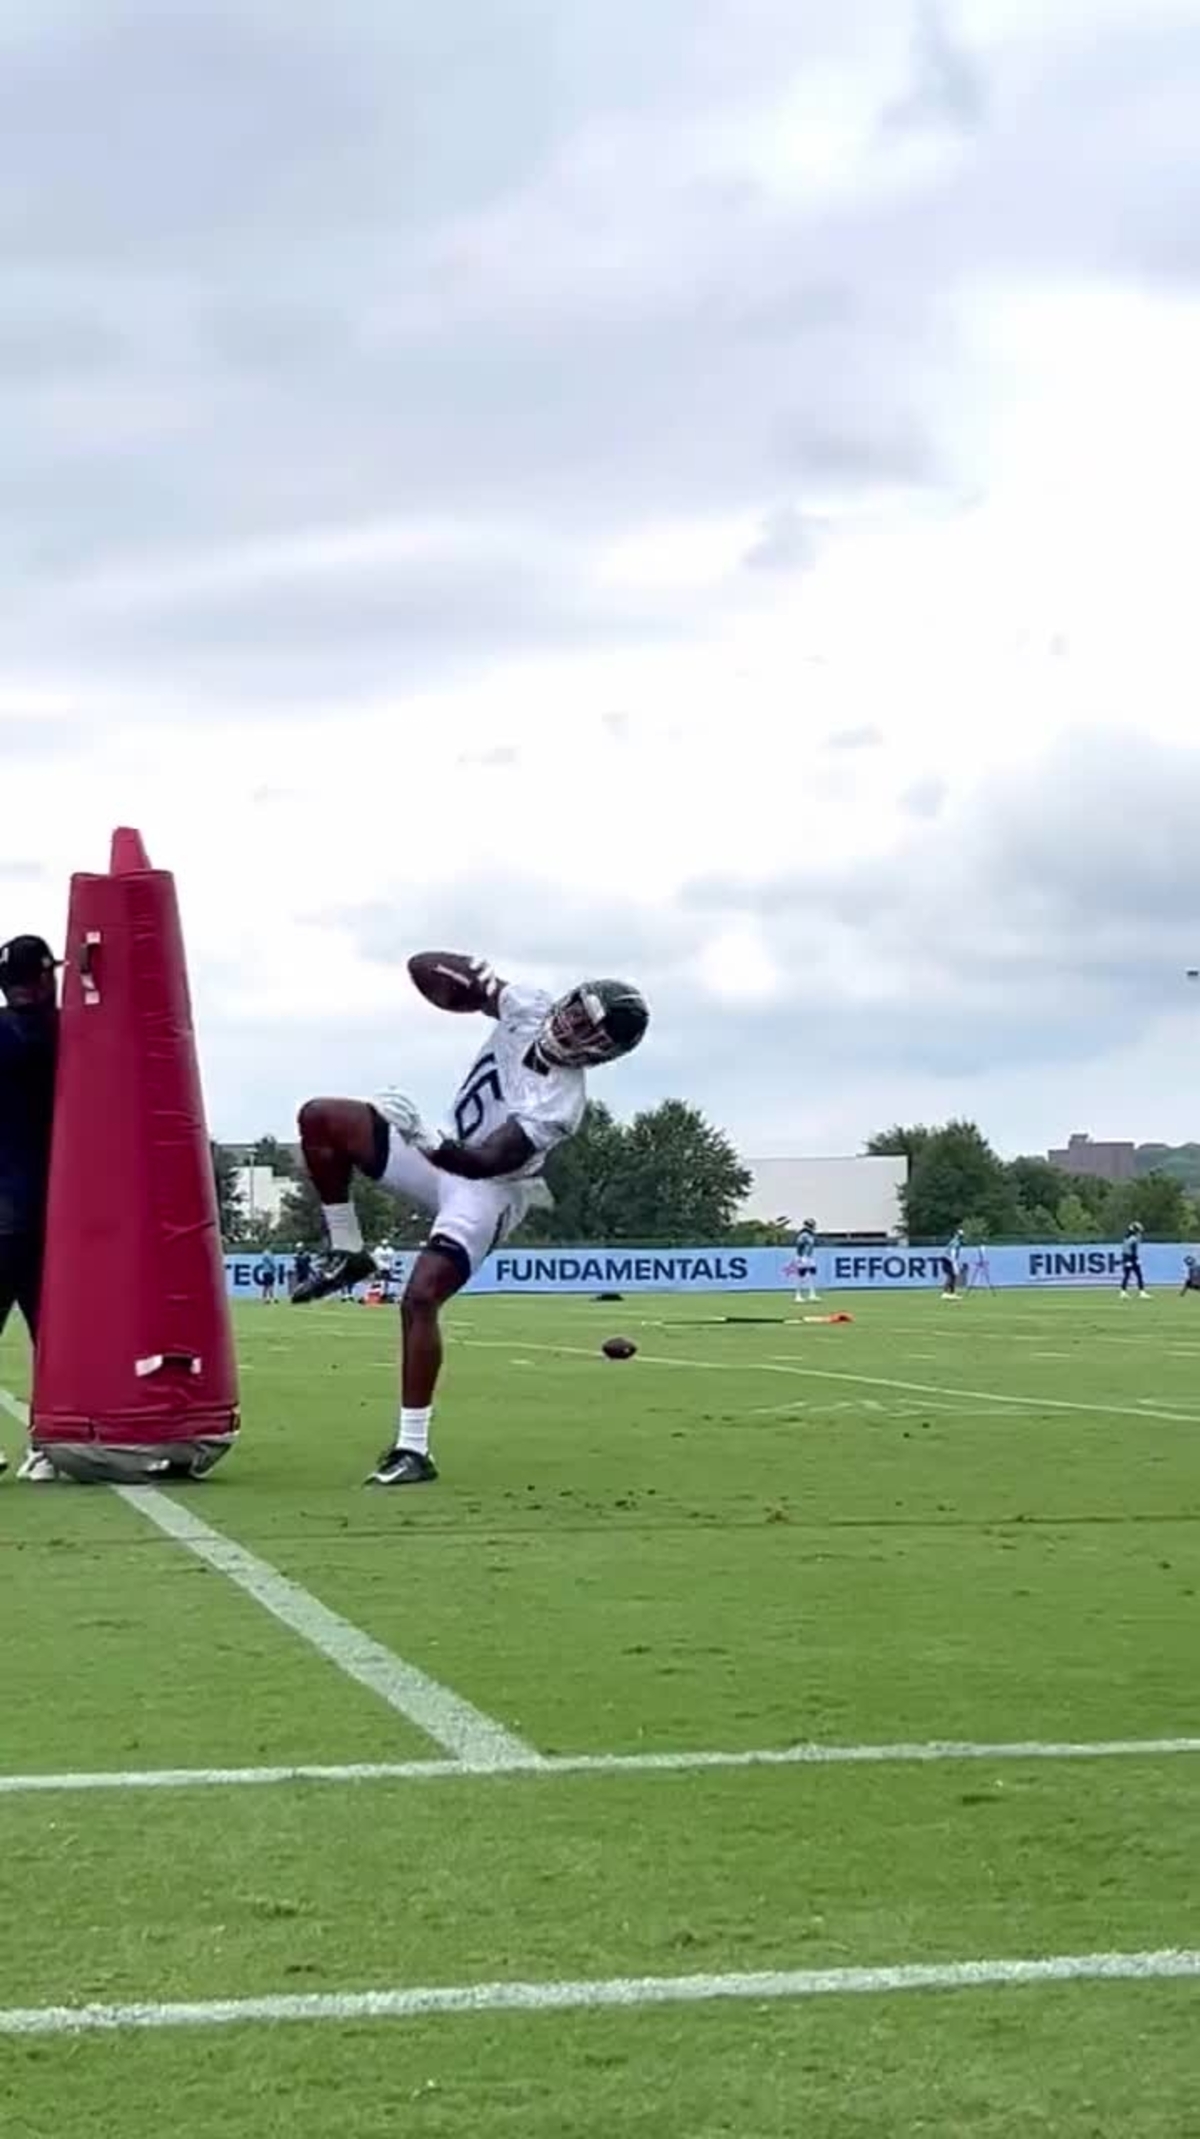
{"left": 1047, "top": 1132, "right": 1137, "bottom": 1183}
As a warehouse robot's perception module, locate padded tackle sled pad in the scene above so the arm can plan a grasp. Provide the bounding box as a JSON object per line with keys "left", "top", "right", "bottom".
{"left": 30, "top": 829, "right": 239, "bottom": 1482}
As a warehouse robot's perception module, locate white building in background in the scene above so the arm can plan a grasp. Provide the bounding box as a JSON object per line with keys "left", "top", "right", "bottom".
{"left": 741, "top": 1155, "right": 906, "bottom": 1239}
{"left": 234, "top": 1165, "right": 291, "bottom": 1229}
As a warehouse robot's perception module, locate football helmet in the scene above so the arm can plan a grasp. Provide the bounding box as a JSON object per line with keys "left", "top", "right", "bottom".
{"left": 538, "top": 980, "right": 648, "bottom": 1068}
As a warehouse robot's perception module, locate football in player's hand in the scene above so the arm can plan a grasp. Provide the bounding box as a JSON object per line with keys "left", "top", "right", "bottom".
{"left": 602, "top": 1337, "right": 637, "bottom": 1361}
{"left": 408, "top": 952, "right": 492, "bottom": 1013}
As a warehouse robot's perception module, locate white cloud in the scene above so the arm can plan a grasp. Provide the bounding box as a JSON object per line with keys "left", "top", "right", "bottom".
{"left": 3, "top": 0, "right": 1200, "bottom": 1161}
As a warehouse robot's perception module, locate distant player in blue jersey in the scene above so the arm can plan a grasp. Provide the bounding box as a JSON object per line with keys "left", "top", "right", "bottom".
{"left": 793, "top": 1219, "right": 818, "bottom": 1304}
{"left": 1181, "top": 1254, "right": 1200, "bottom": 1295}
{"left": 1119, "top": 1222, "right": 1148, "bottom": 1298}
{"left": 941, "top": 1226, "right": 965, "bottom": 1299}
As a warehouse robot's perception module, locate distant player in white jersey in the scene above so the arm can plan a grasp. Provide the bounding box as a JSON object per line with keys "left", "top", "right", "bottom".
{"left": 941, "top": 1226, "right": 965, "bottom": 1299}
{"left": 793, "top": 1220, "right": 818, "bottom": 1304}
{"left": 293, "top": 953, "right": 649, "bottom": 1485}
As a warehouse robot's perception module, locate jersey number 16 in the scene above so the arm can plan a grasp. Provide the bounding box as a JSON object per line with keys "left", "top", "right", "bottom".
{"left": 454, "top": 1052, "right": 504, "bottom": 1141}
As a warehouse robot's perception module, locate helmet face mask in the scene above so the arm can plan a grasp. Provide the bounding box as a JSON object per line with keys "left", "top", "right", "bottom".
{"left": 539, "top": 980, "right": 648, "bottom": 1068}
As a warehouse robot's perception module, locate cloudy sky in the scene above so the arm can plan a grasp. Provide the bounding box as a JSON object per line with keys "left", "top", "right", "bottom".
{"left": 6, "top": 0, "right": 1200, "bottom": 1159}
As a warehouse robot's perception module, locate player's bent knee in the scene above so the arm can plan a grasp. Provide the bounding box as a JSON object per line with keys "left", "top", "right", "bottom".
{"left": 297, "top": 1097, "right": 336, "bottom": 1140}
{"left": 405, "top": 1237, "right": 471, "bottom": 1308}
{"left": 299, "top": 1096, "right": 379, "bottom": 1172}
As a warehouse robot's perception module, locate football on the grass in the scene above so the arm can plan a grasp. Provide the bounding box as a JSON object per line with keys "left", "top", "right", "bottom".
{"left": 408, "top": 952, "right": 488, "bottom": 1013}
{"left": 602, "top": 1337, "right": 637, "bottom": 1361}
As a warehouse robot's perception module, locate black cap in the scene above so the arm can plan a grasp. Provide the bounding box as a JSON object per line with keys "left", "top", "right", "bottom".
{"left": 0, "top": 934, "right": 59, "bottom": 988}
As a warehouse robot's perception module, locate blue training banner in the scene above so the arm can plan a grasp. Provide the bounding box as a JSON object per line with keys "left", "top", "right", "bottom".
{"left": 224, "top": 1242, "right": 1198, "bottom": 1298}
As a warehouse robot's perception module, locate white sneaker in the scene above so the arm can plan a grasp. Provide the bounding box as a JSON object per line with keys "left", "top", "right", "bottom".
{"left": 17, "top": 1448, "right": 58, "bottom": 1483}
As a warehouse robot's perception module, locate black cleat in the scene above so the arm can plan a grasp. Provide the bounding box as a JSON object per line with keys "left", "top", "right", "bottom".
{"left": 291, "top": 1249, "right": 375, "bottom": 1303}
{"left": 366, "top": 1446, "right": 439, "bottom": 1487}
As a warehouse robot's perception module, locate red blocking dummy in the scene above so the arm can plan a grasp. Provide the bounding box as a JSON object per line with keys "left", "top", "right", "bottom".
{"left": 31, "top": 829, "right": 239, "bottom": 1481}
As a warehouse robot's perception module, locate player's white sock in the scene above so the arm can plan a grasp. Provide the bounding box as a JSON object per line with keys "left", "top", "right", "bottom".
{"left": 398, "top": 1407, "right": 432, "bottom": 1456}
{"left": 325, "top": 1203, "right": 363, "bottom": 1253}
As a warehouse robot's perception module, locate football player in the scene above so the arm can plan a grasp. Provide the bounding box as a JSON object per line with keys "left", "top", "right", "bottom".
{"left": 793, "top": 1218, "right": 818, "bottom": 1304}
{"left": 941, "top": 1225, "right": 965, "bottom": 1299}
{"left": 1181, "top": 1254, "right": 1200, "bottom": 1295}
{"left": 293, "top": 955, "right": 648, "bottom": 1485}
{"left": 1119, "top": 1221, "right": 1148, "bottom": 1299}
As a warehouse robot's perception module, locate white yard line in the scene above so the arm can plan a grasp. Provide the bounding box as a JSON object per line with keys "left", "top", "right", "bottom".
{"left": 2, "top": 1734, "right": 1199, "bottom": 1798}
{"left": 457, "top": 1341, "right": 1200, "bottom": 1426}
{"left": 946, "top": 1335, "right": 1189, "bottom": 1358}
{"left": 745, "top": 1397, "right": 1020, "bottom": 1421}
{"left": 0, "top": 1387, "right": 29, "bottom": 1436}
{"left": 112, "top": 1488, "right": 538, "bottom": 1770}
{"left": 760, "top": 1362, "right": 1200, "bottom": 1426}
{"left": 0, "top": 1389, "right": 534, "bottom": 1772}
{"left": 2, "top": 1950, "right": 1198, "bottom": 2037}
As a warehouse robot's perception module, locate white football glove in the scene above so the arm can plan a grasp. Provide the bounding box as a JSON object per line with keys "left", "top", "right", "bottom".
{"left": 373, "top": 1088, "right": 429, "bottom": 1146}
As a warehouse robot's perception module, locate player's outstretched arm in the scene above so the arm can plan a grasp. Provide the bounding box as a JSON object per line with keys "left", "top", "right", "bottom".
{"left": 426, "top": 1118, "right": 535, "bottom": 1181}
{"left": 408, "top": 952, "right": 506, "bottom": 1017}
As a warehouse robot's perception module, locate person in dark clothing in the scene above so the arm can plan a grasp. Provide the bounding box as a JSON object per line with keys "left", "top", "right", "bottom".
{"left": 1181, "top": 1255, "right": 1200, "bottom": 1295}
{"left": 292, "top": 1247, "right": 313, "bottom": 1297}
{"left": 0, "top": 935, "right": 60, "bottom": 1481}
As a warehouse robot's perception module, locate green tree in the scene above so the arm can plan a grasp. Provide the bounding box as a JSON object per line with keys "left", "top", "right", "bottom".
{"left": 724, "top": 1216, "right": 795, "bottom": 1246}
{"left": 612, "top": 1100, "right": 751, "bottom": 1243}
{"left": 517, "top": 1102, "right": 627, "bottom": 1245}
{"left": 251, "top": 1135, "right": 297, "bottom": 1178}
{"left": 210, "top": 1143, "right": 244, "bottom": 1242}
{"left": 1056, "top": 1191, "right": 1101, "bottom": 1240}
{"left": 905, "top": 1121, "right": 1019, "bottom": 1241}
{"left": 1135, "top": 1142, "right": 1200, "bottom": 1191}
{"left": 865, "top": 1124, "right": 932, "bottom": 1163}
{"left": 1007, "top": 1157, "right": 1068, "bottom": 1225}
{"left": 1060, "top": 1171, "right": 1116, "bottom": 1226}
{"left": 276, "top": 1176, "right": 324, "bottom": 1248}
{"left": 272, "top": 1098, "right": 750, "bottom": 1251}
{"left": 277, "top": 1172, "right": 407, "bottom": 1249}
{"left": 1025, "top": 1204, "right": 1062, "bottom": 1239}
{"left": 1110, "top": 1172, "right": 1188, "bottom": 1239}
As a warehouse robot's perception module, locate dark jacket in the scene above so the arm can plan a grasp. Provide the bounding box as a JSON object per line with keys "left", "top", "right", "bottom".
{"left": 0, "top": 1006, "right": 57, "bottom": 1236}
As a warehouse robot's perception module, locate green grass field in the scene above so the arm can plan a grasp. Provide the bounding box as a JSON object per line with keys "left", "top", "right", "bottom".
{"left": 2, "top": 1287, "right": 1199, "bottom": 2136}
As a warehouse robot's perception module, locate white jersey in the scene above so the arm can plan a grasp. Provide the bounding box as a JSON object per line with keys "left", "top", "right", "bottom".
{"left": 442, "top": 984, "right": 586, "bottom": 1180}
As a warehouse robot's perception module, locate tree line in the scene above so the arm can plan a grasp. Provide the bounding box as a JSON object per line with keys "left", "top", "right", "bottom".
{"left": 867, "top": 1122, "right": 1200, "bottom": 1243}
{"left": 210, "top": 1110, "right": 1200, "bottom": 1252}
{"left": 210, "top": 1101, "right": 753, "bottom": 1249}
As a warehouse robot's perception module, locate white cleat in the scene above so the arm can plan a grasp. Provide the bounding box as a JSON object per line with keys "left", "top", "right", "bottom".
{"left": 17, "top": 1448, "right": 58, "bottom": 1483}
